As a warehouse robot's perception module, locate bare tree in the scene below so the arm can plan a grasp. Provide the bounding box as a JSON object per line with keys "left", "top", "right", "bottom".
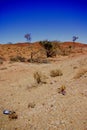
{"left": 72, "top": 36, "right": 78, "bottom": 42}
{"left": 24, "top": 33, "right": 31, "bottom": 42}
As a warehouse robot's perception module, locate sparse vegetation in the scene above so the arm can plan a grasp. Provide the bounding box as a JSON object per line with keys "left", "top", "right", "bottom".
{"left": 34, "top": 71, "right": 47, "bottom": 84}
{"left": 10, "top": 56, "right": 26, "bottom": 62}
{"left": 40, "top": 40, "right": 57, "bottom": 57}
{"left": 73, "top": 66, "right": 78, "bottom": 69}
{"left": 10, "top": 57, "right": 19, "bottom": 62}
{"left": 16, "top": 56, "right": 26, "bottom": 62}
{"left": 28, "top": 102, "right": 36, "bottom": 108}
{"left": 0, "top": 57, "right": 5, "bottom": 64}
{"left": 28, "top": 58, "right": 49, "bottom": 64}
{"left": 0, "top": 60, "right": 3, "bottom": 64}
{"left": 74, "top": 68, "right": 87, "bottom": 79}
{"left": 50, "top": 69, "right": 63, "bottom": 77}
{"left": 34, "top": 72, "right": 42, "bottom": 84}
{"left": 0, "top": 42, "right": 87, "bottom": 129}
{"left": 0, "top": 67, "right": 7, "bottom": 70}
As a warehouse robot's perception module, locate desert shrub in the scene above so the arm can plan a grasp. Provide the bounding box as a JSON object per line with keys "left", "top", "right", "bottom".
{"left": 26, "top": 84, "right": 38, "bottom": 91}
{"left": 0, "top": 57, "right": 5, "bottom": 64}
{"left": 10, "top": 56, "right": 26, "bottom": 62}
{"left": 0, "top": 67, "right": 7, "bottom": 70}
{"left": 16, "top": 56, "right": 26, "bottom": 62}
{"left": 10, "top": 57, "right": 19, "bottom": 62}
{"left": 74, "top": 68, "right": 87, "bottom": 79}
{"left": 38, "top": 59, "right": 49, "bottom": 64}
{"left": 40, "top": 40, "right": 57, "bottom": 57}
{"left": 50, "top": 69, "right": 63, "bottom": 77}
{"left": 0, "top": 60, "right": 3, "bottom": 64}
{"left": 34, "top": 72, "right": 42, "bottom": 84}
{"left": 34, "top": 71, "right": 47, "bottom": 84}
{"left": 27, "top": 58, "right": 33, "bottom": 62}
{"left": 28, "top": 58, "right": 49, "bottom": 64}
{"left": 28, "top": 102, "right": 36, "bottom": 108}
{"left": 62, "top": 48, "right": 69, "bottom": 56}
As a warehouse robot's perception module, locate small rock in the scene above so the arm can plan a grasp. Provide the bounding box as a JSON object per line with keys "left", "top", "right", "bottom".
{"left": 9, "top": 111, "right": 18, "bottom": 120}
{"left": 3, "top": 110, "right": 11, "bottom": 115}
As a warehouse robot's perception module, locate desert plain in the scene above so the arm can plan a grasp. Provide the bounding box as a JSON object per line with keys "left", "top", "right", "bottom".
{"left": 0, "top": 42, "right": 87, "bottom": 130}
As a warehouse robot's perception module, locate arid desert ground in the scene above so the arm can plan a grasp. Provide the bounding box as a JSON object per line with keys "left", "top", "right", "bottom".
{"left": 0, "top": 42, "right": 87, "bottom": 130}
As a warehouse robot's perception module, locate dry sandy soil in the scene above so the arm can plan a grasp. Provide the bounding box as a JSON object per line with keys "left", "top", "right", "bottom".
{"left": 0, "top": 52, "right": 87, "bottom": 130}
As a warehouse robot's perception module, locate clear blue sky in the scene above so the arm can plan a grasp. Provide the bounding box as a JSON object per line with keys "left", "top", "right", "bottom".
{"left": 0, "top": 0, "right": 87, "bottom": 44}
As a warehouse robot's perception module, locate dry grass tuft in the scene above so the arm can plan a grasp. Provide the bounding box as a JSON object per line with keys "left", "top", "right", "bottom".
{"left": 0, "top": 57, "right": 5, "bottom": 64}
{"left": 34, "top": 72, "right": 42, "bottom": 84}
{"left": 34, "top": 71, "right": 47, "bottom": 84}
{"left": 74, "top": 68, "right": 87, "bottom": 79}
{"left": 26, "top": 84, "right": 38, "bottom": 91}
{"left": 50, "top": 69, "right": 63, "bottom": 77}
{"left": 0, "top": 67, "right": 7, "bottom": 70}
{"left": 28, "top": 102, "right": 36, "bottom": 108}
{"left": 0, "top": 60, "right": 3, "bottom": 64}
{"left": 10, "top": 56, "right": 26, "bottom": 62}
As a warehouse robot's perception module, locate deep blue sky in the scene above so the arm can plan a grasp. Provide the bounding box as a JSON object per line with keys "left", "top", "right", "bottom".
{"left": 0, "top": 0, "right": 87, "bottom": 44}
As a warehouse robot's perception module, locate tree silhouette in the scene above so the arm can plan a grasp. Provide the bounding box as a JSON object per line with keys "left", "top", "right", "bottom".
{"left": 24, "top": 33, "right": 31, "bottom": 42}
{"left": 72, "top": 36, "right": 78, "bottom": 42}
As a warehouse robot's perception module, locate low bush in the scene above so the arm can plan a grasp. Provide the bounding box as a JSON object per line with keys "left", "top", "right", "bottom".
{"left": 27, "top": 58, "right": 49, "bottom": 64}
{"left": 34, "top": 72, "right": 42, "bottom": 84}
{"left": 28, "top": 102, "right": 36, "bottom": 108}
{"left": 40, "top": 40, "right": 57, "bottom": 57}
{"left": 50, "top": 69, "right": 63, "bottom": 77}
{"left": 0, "top": 60, "right": 3, "bottom": 64}
{"left": 34, "top": 71, "right": 47, "bottom": 84}
{"left": 10, "top": 56, "right": 26, "bottom": 62}
{"left": 74, "top": 68, "right": 87, "bottom": 79}
{"left": 10, "top": 57, "right": 19, "bottom": 62}
{"left": 0, "top": 57, "right": 5, "bottom": 64}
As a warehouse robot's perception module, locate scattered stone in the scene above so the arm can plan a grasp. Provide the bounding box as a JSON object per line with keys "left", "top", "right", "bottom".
{"left": 9, "top": 111, "right": 18, "bottom": 120}
{"left": 3, "top": 110, "right": 12, "bottom": 115}
{"left": 3, "top": 110, "right": 18, "bottom": 120}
